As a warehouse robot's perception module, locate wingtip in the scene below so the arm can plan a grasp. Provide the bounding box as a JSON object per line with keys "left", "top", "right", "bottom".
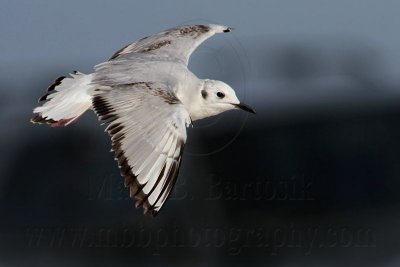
{"left": 144, "top": 208, "right": 158, "bottom": 217}
{"left": 223, "top": 27, "right": 233, "bottom": 33}
{"left": 208, "top": 24, "right": 233, "bottom": 33}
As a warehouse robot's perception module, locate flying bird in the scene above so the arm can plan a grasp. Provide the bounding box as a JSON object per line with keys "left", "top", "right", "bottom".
{"left": 31, "top": 24, "right": 255, "bottom": 216}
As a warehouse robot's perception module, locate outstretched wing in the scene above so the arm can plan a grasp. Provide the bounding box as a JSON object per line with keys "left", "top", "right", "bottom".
{"left": 92, "top": 82, "right": 191, "bottom": 216}
{"left": 109, "top": 24, "right": 232, "bottom": 65}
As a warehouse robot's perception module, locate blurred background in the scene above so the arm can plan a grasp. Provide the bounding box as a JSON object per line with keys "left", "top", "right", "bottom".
{"left": 1, "top": 0, "right": 400, "bottom": 266}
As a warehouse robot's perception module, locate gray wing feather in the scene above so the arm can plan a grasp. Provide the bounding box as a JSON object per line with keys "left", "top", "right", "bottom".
{"left": 92, "top": 24, "right": 230, "bottom": 88}
{"left": 108, "top": 24, "right": 231, "bottom": 65}
{"left": 92, "top": 82, "right": 191, "bottom": 215}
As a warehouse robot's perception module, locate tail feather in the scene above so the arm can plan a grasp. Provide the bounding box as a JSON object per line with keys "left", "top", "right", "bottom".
{"left": 31, "top": 71, "right": 92, "bottom": 127}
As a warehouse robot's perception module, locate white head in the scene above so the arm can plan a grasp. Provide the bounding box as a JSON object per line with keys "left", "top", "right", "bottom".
{"left": 190, "top": 79, "right": 255, "bottom": 121}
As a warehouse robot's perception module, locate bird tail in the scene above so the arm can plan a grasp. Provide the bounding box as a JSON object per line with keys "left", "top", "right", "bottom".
{"left": 31, "top": 71, "right": 93, "bottom": 127}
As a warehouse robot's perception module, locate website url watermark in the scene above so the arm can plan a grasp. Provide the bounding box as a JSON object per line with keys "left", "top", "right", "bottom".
{"left": 26, "top": 223, "right": 375, "bottom": 256}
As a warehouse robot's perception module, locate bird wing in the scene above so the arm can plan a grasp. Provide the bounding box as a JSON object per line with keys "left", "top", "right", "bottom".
{"left": 92, "top": 82, "right": 191, "bottom": 216}
{"left": 108, "top": 24, "right": 231, "bottom": 65}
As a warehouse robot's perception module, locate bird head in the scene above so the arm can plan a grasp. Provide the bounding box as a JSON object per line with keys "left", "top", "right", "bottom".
{"left": 192, "top": 79, "right": 255, "bottom": 120}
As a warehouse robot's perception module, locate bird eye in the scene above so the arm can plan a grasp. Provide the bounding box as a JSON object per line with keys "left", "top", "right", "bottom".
{"left": 216, "top": 92, "right": 225, "bottom": 98}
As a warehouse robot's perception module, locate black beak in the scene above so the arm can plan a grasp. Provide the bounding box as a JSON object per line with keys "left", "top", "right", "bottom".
{"left": 234, "top": 102, "right": 256, "bottom": 114}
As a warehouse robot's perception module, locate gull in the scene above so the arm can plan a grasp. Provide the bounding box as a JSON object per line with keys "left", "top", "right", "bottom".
{"left": 31, "top": 24, "right": 255, "bottom": 216}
